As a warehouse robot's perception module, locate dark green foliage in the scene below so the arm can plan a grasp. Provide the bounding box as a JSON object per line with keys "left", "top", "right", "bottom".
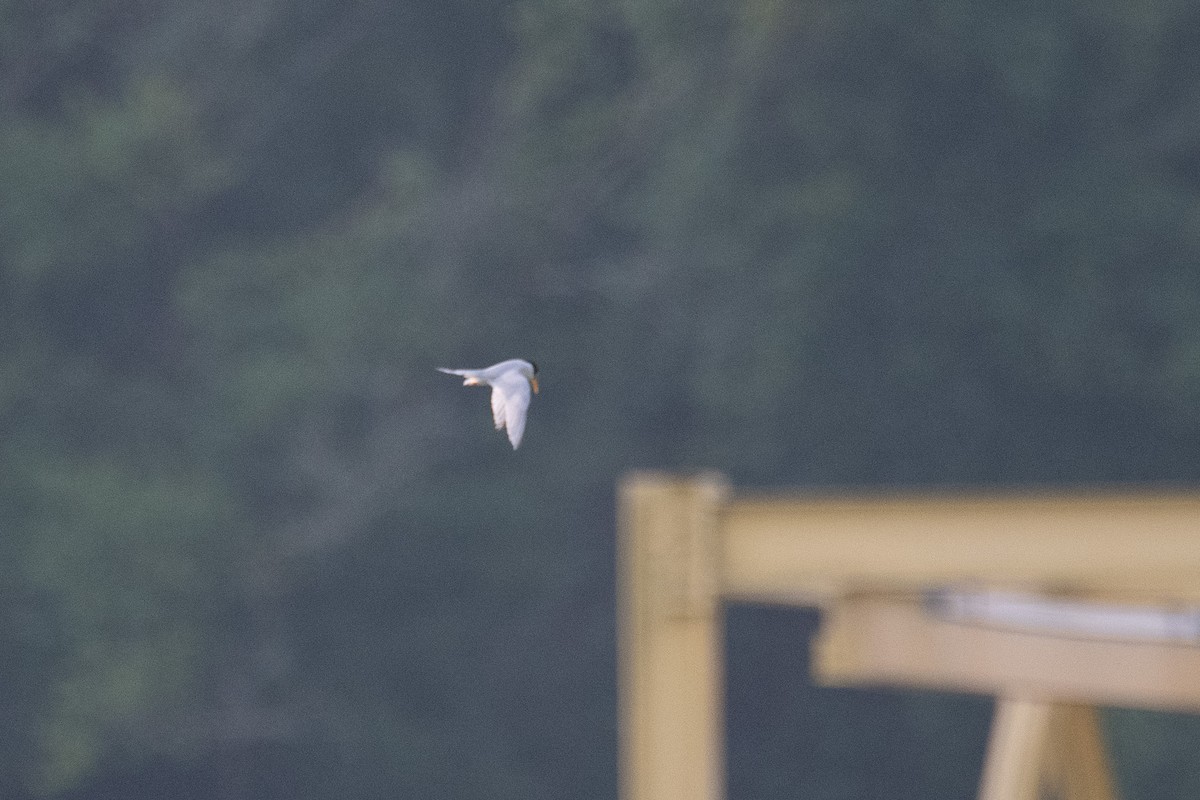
{"left": 3, "top": 0, "right": 1200, "bottom": 798}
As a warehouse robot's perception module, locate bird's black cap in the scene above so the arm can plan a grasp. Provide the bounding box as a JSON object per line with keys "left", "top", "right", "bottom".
{"left": 527, "top": 359, "right": 539, "bottom": 374}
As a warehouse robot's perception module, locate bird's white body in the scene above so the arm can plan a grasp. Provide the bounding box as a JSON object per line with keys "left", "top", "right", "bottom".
{"left": 437, "top": 359, "right": 539, "bottom": 449}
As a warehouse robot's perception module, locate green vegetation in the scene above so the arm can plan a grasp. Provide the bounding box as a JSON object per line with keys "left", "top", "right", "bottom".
{"left": 4, "top": 0, "right": 1200, "bottom": 798}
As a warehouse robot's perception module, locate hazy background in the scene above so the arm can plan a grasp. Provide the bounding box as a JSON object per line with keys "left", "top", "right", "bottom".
{"left": 5, "top": 1, "right": 1200, "bottom": 798}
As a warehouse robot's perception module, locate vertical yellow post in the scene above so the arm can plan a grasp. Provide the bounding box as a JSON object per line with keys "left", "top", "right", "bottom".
{"left": 618, "top": 472, "right": 728, "bottom": 800}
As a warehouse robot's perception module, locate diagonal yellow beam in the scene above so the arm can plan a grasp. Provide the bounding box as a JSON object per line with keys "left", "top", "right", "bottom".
{"left": 977, "top": 700, "right": 1119, "bottom": 800}
{"left": 1045, "top": 704, "right": 1120, "bottom": 800}
{"left": 978, "top": 697, "right": 1053, "bottom": 800}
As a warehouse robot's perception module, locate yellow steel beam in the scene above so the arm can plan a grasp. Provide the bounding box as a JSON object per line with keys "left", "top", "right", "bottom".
{"left": 617, "top": 473, "right": 1200, "bottom": 800}
{"left": 814, "top": 594, "right": 1200, "bottom": 711}
{"left": 722, "top": 491, "right": 1200, "bottom": 603}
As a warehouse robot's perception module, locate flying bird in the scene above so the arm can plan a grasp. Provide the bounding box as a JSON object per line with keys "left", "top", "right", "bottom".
{"left": 437, "top": 359, "right": 540, "bottom": 449}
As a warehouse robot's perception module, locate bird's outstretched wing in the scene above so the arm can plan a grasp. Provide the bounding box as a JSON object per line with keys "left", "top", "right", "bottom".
{"left": 437, "top": 367, "right": 484, "bottom": 386}
{"left": 490, "top": 371, "right": 532, "bottom": 449}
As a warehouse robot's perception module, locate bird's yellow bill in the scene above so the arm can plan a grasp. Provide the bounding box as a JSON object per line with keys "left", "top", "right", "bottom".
{"left": 530, "top": 376, "right": 539, "bottom": 394}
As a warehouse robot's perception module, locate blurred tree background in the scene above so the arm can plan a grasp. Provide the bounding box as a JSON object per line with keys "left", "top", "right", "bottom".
{"left": 4, "top": 0, "right": 1200, "bottom": 798}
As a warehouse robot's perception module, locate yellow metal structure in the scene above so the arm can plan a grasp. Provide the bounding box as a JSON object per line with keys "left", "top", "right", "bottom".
{"left": 618, "top": 472, "right": 1200, "bottom": 800}
{"left": 617, "top": 474, "right": 727, "bottom": 800}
